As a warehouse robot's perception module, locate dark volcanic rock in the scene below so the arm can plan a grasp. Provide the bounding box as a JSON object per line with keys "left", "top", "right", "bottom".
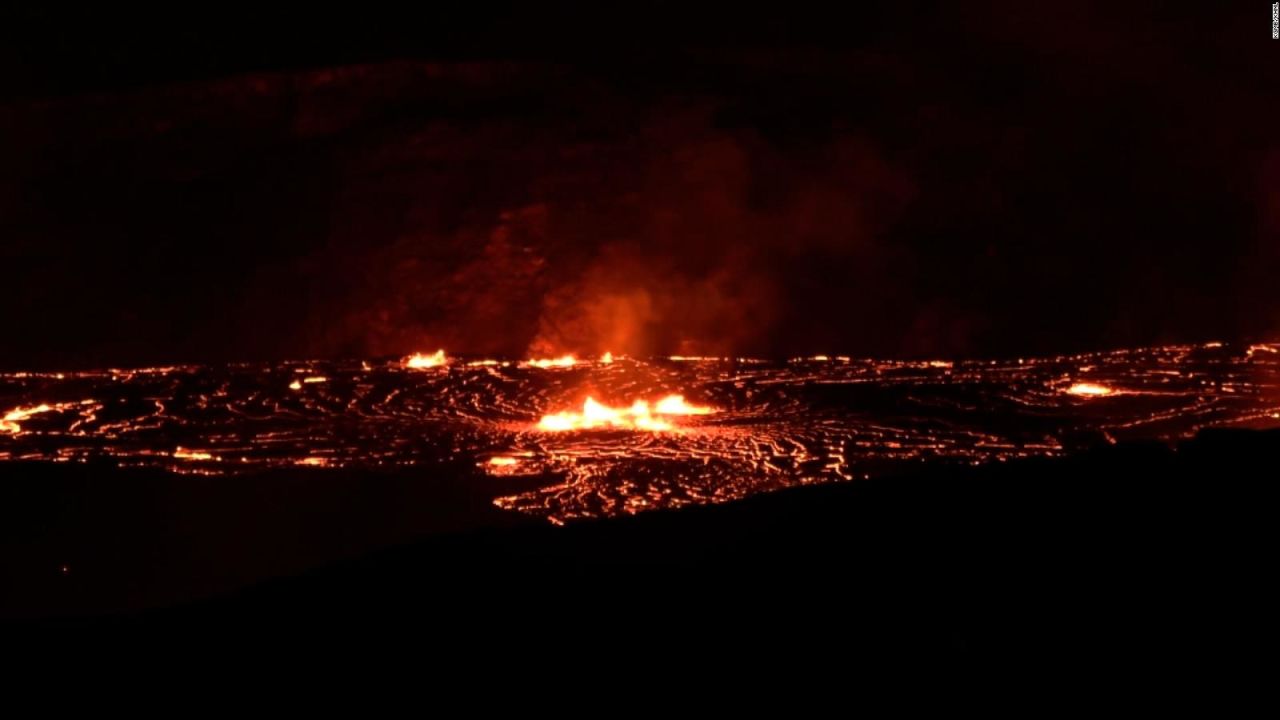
{"left": 7, "top": 428, "right": 1276, "bottom": 669}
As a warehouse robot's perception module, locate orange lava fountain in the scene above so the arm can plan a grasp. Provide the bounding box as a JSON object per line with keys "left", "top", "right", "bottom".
{"left": 404, "top": 350, "right": 447, "bottom": 369}
{"left": 537, "top": 395, "right": 714, "bottom": 432}
{"left": 1, "top": 400, "right": 95, "bottom": 434}
{"left": 1065, "top": 382, "right": 1114, "bottom": 397}
{"left": 1, "top": 404, "right": 54, "bottom": 434}
{"left": 524, "top": 355, "right": 577, "bottom": 369}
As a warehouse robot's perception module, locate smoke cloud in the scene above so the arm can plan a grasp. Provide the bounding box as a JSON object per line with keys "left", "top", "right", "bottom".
{"left": 1, "top": 1, "right": 1275, "bottom": 368}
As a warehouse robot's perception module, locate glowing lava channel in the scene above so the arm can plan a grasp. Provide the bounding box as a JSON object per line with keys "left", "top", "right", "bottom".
{"left": 537, "top": 395, "right": 714, "bottom": 432}
{"left": 1, "top": 400, "right": 95, "bottom": 434}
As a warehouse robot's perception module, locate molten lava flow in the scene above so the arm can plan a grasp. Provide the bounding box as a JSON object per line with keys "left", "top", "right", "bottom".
{"left": 600, "top": 351, "right": 614, "bottom": 364}
{"left": 0, "top": 400, "right": 96, "bottom": 434}
{"left": 1, "top": 404, "right": 53, "bottom": 434}
{"left": 524, "top": 355, "right": 577, "bottom": 369}
{"left": 404, "top": 350, "right": 447, "bottom": 369}
{"left": 537, "top": 395, "right": 714, "bottom": 432}
{"left": 1065, "top": 382, "right": 1114, "bottom": 397}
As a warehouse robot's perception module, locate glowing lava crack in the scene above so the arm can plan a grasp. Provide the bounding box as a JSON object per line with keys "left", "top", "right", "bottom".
{"left": 536, "top": 395, "right": 715, "bottom": 432}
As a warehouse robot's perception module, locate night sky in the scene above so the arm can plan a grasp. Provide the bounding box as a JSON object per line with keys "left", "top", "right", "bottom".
{"left": 1, "top": 3, "right": 1275, "bottom": 369}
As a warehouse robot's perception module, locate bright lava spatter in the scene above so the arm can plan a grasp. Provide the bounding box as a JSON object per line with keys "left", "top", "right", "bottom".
{"left": 404, "top": 350, "right": 447, "bottom": 369}
{"left": 1, "top": 342, "right": 1278, "bottom": 523}
{"left": 537, "top": 395, "right": 714, "bottom": 432}
{"left": 1065, "top": 382, "right": 1115, "bottom": 397}
{"left": 523, "top": 355, "right": 578, "bottom": 369}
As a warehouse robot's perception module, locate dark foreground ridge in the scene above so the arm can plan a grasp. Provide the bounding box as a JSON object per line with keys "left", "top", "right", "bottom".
{"left": 8, "top": 428, "right": 1274, "bottom": 667}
